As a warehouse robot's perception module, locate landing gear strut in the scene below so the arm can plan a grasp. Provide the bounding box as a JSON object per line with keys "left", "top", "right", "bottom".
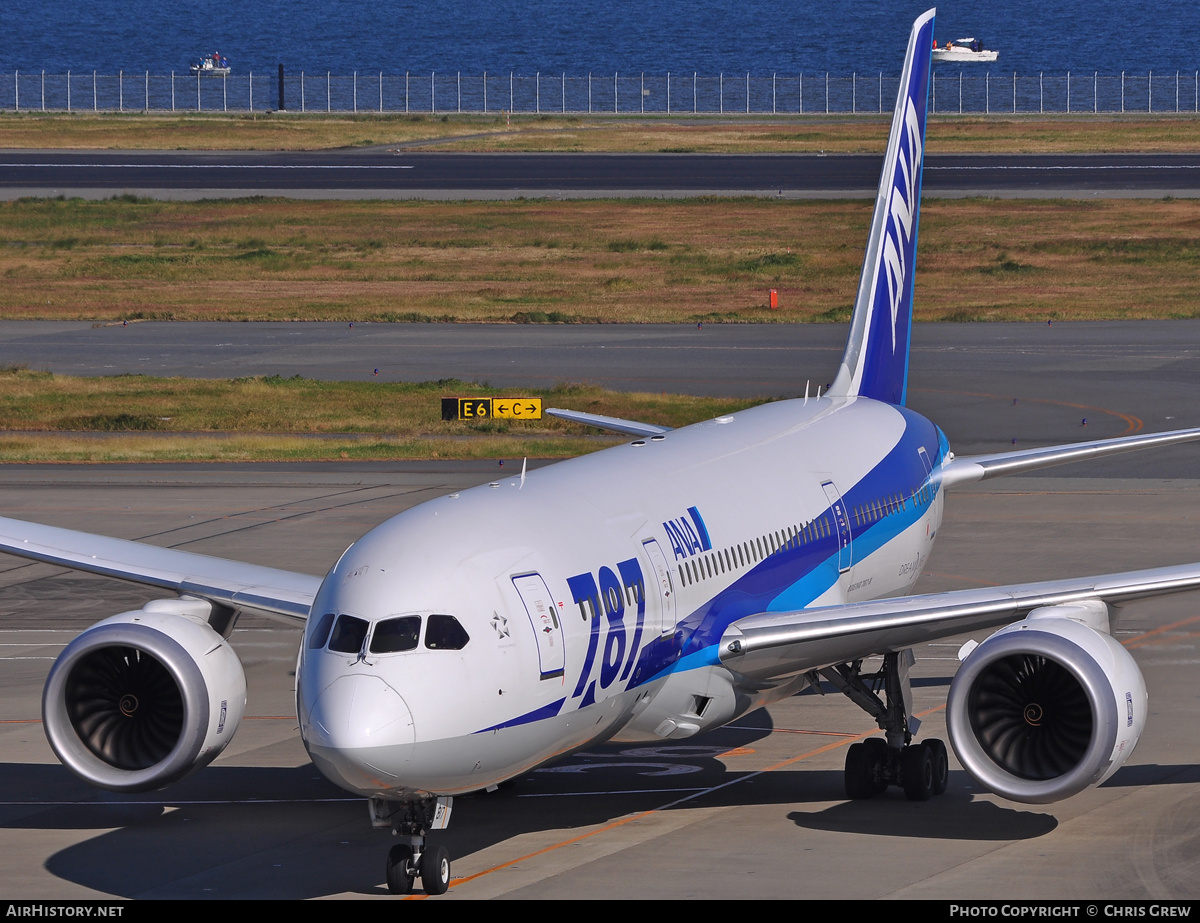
{"left": 815, "top": 650, "right": 949, "bottom": 801}
{"left": 370, "top": 795, "right": 454, "bottom": 895}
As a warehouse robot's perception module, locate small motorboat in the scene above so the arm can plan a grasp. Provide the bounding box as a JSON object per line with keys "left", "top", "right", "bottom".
{"left": 931, "top": 38, "right": 999, "bottom": 63}
{"left": 190, "top": 53, "right": 231, "bottom": 76}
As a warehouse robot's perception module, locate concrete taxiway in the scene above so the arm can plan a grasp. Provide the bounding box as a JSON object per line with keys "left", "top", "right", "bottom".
{"left": 0, "top": 463, "right": 1198, "bottom": 899}
{"left": 5, "top": 150, "right": 1200, "bottom": 200}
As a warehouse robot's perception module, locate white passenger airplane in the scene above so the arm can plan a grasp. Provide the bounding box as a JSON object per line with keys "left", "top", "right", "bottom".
{"left": 4, "top": 8, "right": 1200, "bottom": 896}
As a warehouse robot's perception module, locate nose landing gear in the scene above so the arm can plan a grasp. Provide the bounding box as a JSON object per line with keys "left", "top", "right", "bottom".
{"left": 385, "top": 840, "right": 451, "bottom": 895}
{"left": 371, "top": 795, "right": 454, "bottom": 895}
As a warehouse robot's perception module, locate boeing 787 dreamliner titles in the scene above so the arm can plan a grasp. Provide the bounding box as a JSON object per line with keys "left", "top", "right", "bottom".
{"left": 4, "top": 8, "right": 1200, "bottom": 896}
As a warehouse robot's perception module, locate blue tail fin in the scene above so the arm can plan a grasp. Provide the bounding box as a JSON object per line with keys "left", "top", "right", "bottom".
{"left": 828, "top": 8, "right": 935, "bottom": 407}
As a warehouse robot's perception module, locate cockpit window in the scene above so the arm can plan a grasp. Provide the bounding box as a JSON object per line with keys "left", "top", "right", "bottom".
{"left": 308, "top": 612, "right": 336, "bottom": 649}
{"left": 369, "top": 616, "right": 422, "bottom": 654}
{"left": 328, "top": 614, "right": 369, "bottom": 654}
{"left": 425, "top": 614, "right": 470, "bottom": 651}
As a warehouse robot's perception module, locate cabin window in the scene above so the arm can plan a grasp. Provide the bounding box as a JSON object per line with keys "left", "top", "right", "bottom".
{"left": 425, "top": 614, "right": 470, "bottom": 651}
{"left": 328, "top": 615, "right": 369, "bottom": 654}
{"left": 370, "top": 615, "right": 422, "bottom": 653}
{"left": 308, "top": 612, "right": 335, "bottom": 649}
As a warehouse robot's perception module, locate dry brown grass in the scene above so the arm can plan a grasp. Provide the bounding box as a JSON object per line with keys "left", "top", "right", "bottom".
{"left": 0, "top": 370, "right": 754, "bottom": 434}
{"left": 0, "top": 369, "right": 755, "bottom": 462}
{"left": 5, "top": 111, "right": 1200, "bottom": 153}
{"left": 3, "top": 196, "right": 1200, "bottom": 324}
{"left": 0, "top": 432, "right": 623, "bottom": 464}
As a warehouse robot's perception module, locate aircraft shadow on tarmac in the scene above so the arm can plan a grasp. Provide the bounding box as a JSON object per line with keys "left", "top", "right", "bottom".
{"left": 0, "top": 733, "right": 772, "bottom": 896}
{"left": 7, "top": 757, "right": 1198, "bottom": 896}
{"left": 17, "top": 704, "right": 1191, "bottom": 896}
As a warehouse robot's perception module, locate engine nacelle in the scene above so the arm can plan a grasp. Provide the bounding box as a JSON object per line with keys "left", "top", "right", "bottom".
{"left": 946, "top": 606, "right": 1146, "bottom": 804}
{"left": 42, "top": 598, "right": 247, "bottom": 792}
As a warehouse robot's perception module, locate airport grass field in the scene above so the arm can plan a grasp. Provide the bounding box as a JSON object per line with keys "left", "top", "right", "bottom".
{"left": 5, "top": 110, "right": 1200, "bottom": 153}
{"left": 4, "top": 196, "right": 1200, "bottom": 326}
{"left": 0, "top": 368, "right": 757, "bottom": 462}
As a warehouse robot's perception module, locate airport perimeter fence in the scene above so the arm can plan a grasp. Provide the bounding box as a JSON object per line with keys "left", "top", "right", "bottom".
{"left": 5, "top": 69, "right": 1200, "bottom": 116}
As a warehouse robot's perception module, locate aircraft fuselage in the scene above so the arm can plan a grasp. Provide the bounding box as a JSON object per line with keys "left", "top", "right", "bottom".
{"left": 297, "top": 395, "right": 947, "bottom": 799}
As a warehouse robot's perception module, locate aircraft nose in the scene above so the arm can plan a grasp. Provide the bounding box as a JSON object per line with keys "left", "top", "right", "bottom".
{"left": 301, "top": 674, "right": 415, "bottom": 794}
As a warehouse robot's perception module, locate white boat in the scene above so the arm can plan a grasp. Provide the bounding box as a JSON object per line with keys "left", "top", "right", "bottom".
{"left": 931, "top": 38, "right": 998, "bottom": 63}
{"left": 190, "top": 54, "right": 231, "bottom": 76}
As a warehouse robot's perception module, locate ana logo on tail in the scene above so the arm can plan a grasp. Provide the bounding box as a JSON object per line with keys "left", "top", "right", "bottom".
{"left": 829, "top": 8, "right": 933, "bottom": 407}
{"left": 882, "top": 97, "right": 923, "bottom": 353}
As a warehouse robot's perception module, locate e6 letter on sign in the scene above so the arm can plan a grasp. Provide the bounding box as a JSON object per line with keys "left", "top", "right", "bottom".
{"left": 441, "top": 398, "right": 543, "bottom": 421}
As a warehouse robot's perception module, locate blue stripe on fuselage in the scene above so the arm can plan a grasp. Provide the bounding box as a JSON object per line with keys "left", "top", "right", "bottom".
{"left": 635, "top": 404, "right": 943, "bottom": 686}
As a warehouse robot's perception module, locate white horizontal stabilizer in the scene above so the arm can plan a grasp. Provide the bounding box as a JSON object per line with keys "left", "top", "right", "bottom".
{"left": 546, "top": 407, "right": 670, "bottom": 438}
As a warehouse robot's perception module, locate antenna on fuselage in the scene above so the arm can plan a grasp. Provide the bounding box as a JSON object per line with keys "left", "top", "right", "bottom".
{"left": 520, "top": 456, "right": 527, "bottom": 489}
{"left": 805, "top": 380, "right": 810, "bottom": 404}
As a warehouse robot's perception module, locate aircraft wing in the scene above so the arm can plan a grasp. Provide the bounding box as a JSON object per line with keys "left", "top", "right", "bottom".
{"left": 0, "top": 515, "right": 320, "bottom": 623}
{"left": 940, "top": 425, "right": 1200, "bottom": 488}
{"left": 719, "top": 562, "right": 1200, "bottom": 683}
{"left": 545, "top": 407, "right": 671, "bottom": 438}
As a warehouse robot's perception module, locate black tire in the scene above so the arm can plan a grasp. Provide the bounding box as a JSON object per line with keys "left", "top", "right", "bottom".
{"left": 420, "top": 843, "right": 451, "bottom": 895}
{"left": 926, "top": 738, "right": 949, "bottom": 796}
{"left": 863, "top": 737, "right": 890, "bottom": 793}
{"left": 901, "top": 743, "right": 934, "bottom": 802}
{"left": 386, "top": 844, "right": 415, "bottom": 895}
{"left": 844, "top": 742, "right": 875, "bottom": 799}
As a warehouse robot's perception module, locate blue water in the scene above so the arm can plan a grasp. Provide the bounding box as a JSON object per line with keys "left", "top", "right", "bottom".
{"left": 3, "top": 0, "right": 1199, "bottom": 77}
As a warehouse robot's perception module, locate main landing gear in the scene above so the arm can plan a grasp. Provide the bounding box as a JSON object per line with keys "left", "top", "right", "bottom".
{"left": 814, "top": 650, "right": 950, "bottom": 801}
{"left": 370, "top": 795, "right": 454, "bottom": 895}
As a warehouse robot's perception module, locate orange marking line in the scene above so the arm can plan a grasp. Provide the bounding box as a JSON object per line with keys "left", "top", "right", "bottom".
{"left": 441, "top": 705, "right": 947, "bottom": 895}
{"left": 1122, "top": 613, "right": 1200, "bottom": 648}
{"left": 912, "top": 388, "right": 1143, "bottom": 436}
{"left": 1125, "top": 630, "right": 1200, "bottom": 650}
{"left": 738, "top": 727, "right": 861, "bottom": 738}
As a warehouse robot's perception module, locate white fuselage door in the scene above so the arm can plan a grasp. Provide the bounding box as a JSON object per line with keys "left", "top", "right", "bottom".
{"left": 512, "top": 572, "right": 566, "bottom": 680}
{"left": 641, "top": 538, "right": 677, "bottom": 635}
{"left": 821, "top": 480, "right": 853, "bottom": 573}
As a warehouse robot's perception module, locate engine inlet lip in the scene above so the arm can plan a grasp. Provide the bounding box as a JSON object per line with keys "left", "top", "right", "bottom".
{"left": 947, "top": 628, "right": 1119, "bottom": 805}
{"left": 43, "top": 622, "right": 210, "bottom": 793}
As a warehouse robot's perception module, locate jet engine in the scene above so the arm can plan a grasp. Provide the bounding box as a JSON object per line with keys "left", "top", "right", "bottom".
{"left": 42, "top": 597, "right": 246, "bottom": 792}
{"left": 946, "top": 604, "right": 1146, "bottom": 804}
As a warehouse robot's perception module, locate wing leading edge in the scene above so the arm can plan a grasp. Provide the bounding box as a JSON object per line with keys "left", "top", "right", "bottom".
{"left": 940, "top": 425, "right": 1200, "bottom": 488}
{"left": 0, "top": 515, "right": 320, "bottom": 623}
{"left": 720, "top": 562, "right": 1200, "bottom": 684}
